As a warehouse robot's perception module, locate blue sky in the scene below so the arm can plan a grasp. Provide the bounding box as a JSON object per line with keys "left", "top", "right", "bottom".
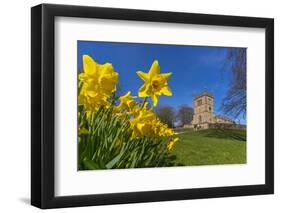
{"left": 78, "top": 41, "right": 246, "bottom": 124}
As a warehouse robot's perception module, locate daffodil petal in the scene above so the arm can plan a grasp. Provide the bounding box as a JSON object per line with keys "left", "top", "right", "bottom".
{"left": 86, "top": 91, "right": 97, "bottom": 98}
{"left": 159, "top": 72, "right": 172, "bottom": 81}
{"left": 78, "top": 73, "right": 87, "bottom": 81}
{"left": 137, "top": 71, "right": 149, "bottom": 82}
{"left": 79, "top": 128, "right": 89, "bottom": 135}
{"left": 124, "top": 91, "right": 131, "bottom": 96}
{"left": 99, "top": 63, "right": 114, "bottom": 75}
{"left": 149, "top": 60, "right": 160, "bottom": 78}
{"left": 138, "top": 84, "right": 150, "bottom": 97}
{"left": 83, "top": 55, "right": 97, "bottom": 75}
{"left": 151, "top": 94, "right": 159, "bottom": 106}
{"left": 161, "top": 86, "right": 172, "bottom": 96}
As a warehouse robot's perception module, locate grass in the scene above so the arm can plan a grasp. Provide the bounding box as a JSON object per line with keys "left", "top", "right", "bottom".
{"left": 172, "top": 129, "right": 246, "bottom": 166}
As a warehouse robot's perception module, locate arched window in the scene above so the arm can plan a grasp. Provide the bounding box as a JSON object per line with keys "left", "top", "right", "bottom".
{"left": 199, "top": 115, "right": 202, "bottom": 123}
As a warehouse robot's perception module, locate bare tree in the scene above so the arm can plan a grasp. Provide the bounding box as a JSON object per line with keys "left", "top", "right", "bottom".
{"left": 176, "top": 105, "right": 193, "bottom": 126}
{"left": 154, "top": 105, "right": 176, "bottom": 128}
{"left": 221, "top": 48, "right": 246, "bottom": 118}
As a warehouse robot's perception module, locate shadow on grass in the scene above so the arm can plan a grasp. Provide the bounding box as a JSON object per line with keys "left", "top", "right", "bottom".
{"left": 195, "top": 128, "right": 246, "bottom": 141}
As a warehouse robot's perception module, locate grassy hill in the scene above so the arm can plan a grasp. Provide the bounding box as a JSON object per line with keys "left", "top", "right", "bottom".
{"left": 172, "top": 129, "right": 246, "bottom": 166}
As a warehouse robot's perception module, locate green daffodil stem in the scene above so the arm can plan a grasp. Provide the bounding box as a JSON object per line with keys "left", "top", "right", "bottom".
{"left": 111, "top": 92, "right": 117, "bottom": 105}
{"left": 141, "top": 97, "right": 148, "bottom": 109}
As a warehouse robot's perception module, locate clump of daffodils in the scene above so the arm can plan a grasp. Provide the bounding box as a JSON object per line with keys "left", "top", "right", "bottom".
{"left": 78, "top": 55, "right": 179, "bottom": 169}
{"left": 78, "top": 55, "right": 118, "bottom": 112}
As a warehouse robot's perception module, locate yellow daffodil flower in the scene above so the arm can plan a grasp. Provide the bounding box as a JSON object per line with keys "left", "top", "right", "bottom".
{"left": 78, "top": 127, "right": 89, "bottom": 135}
{"left": 167, "top": 137, "right": 179, "bottom": 152}
{"left": 78, "top": 55, "right": 119, "bottom": 112}
{"left": 130, "top": 107, "right": 157, "bottom": 138}
{"left": 129, "top": 103, "right": 176, "bottom": 139}
{"left": 137, "top": 60, "right": 172, "bottom": 106}
{"left": 78, "top": 82, "right": 109, "bottom": 112}
{"left": 117, "top": 91, "right": 137, "bottom": 111}
{"left": 98, "top": 63, "right": 119, "bottom": 96}
{"left": 79, "top": 55, "right": 118, "bottom": 96}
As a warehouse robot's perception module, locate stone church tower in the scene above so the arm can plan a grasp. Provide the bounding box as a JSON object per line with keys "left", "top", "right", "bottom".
{"left": 192, "top": 89, "right": 214, "bottom": 129}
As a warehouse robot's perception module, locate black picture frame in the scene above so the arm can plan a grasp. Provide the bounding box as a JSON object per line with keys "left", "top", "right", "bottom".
{"left": 31, "top": 3, "right": 274, "bottom": 209}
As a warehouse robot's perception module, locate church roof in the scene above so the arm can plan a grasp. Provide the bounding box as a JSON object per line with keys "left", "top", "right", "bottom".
{"left": 194, "top": 90, "right": 214, "bottom": 99}
{"left": 214, "top": 115, "right": 234, "bottom": 123}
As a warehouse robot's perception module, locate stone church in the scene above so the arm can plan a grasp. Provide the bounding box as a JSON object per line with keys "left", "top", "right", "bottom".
{"left": 191, "top": 89, "right": 235, "bottom": 129}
